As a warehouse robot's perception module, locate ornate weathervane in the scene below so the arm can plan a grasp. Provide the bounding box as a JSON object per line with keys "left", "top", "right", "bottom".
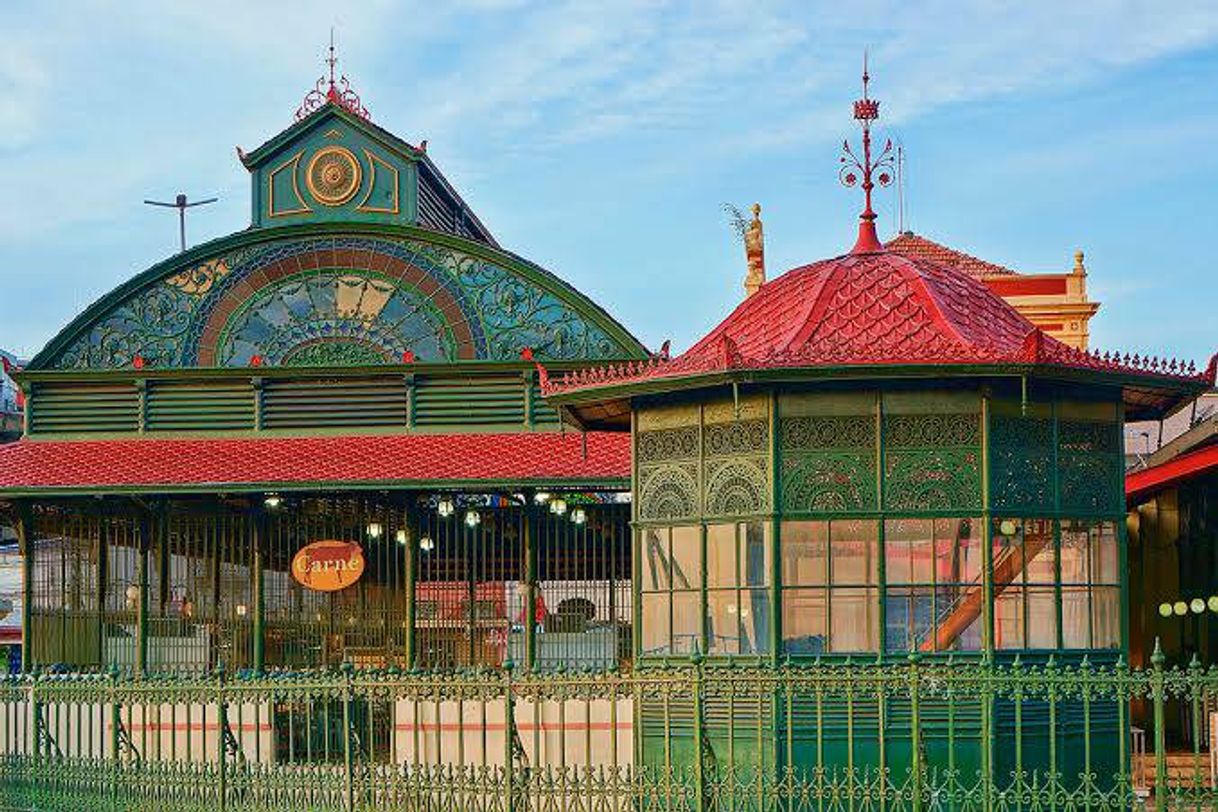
{"left": 295, "top": 30, "right": 371, "bottom": 121}
{"left": 840, "top": 53, "right": 894, "bottom": 254}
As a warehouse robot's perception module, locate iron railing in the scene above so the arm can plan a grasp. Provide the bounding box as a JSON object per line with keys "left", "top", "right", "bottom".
{"left": 0, "top": 649, "right": 1213, "bottom": 811}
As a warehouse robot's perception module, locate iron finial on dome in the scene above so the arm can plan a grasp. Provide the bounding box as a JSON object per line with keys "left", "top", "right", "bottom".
{"left": 840, "top": 52, "right": 894, "bottom": 254}
{"left": 295, "top": 29, "right": 371, "bottom": 122}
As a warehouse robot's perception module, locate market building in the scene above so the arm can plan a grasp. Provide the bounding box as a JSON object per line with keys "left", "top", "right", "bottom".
{"left": 0, "top": 58, "right": 1214, "bottom": 810}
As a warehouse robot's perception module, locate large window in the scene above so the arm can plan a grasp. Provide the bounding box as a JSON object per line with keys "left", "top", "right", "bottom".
{"left": 992, "top": 518, "right": 1058, "bottom": 649}
{"left": 885, "top": 518, "right": 983, "bottom": 653}
{"left": 639, "top": 526, "right": 701, "bottom": 656}
{"left": 1060, "top": 520, "right": 1120, "bottom": 649}
{"left": 706, "top": 522, "right": 771, "bottom": 655}
{"left": 781, "top": 520, "right": 879, "bottom": 654}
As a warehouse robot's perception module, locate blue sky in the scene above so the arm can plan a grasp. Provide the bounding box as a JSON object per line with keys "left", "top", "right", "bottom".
{"left": 1, "top": 1, "right": 1216, "bottom": 365}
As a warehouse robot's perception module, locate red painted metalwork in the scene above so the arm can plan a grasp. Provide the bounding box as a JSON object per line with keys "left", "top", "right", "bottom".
{"left": 0, "top": 431, "right": 631, "bottom": 491}
{"left": 840, "top": 54, "right": 894, "bottom": 254}
{"left": 295, "top": 33, "right": 370, "bottom": 121}
{"left": 544, "top": 250, "right": 1215, "bottom": 396}
{"left": 1126, "top": 443, "right": 1218, "bottom": 504}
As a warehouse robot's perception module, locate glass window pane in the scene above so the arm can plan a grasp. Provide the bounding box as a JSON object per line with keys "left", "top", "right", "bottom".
{"left": 671, "top": 591, "right": 701, "bottom": 655}
{"left": 1091, "top": 522, "right": 1120, "bottom": 585}
{"left": 741, "top": 588, "right": 771, "bottom": 655}
{"left": 640, "top": 529, "right": 669, "bottom": 591}
{"left": 994, "top": 586, "right": 1025, "bottom": 650}
{"left": 706, "top": 590, "right": 740, "bottom": 655}
{"left": 670, "top": 526, "right": 701, "bottom": 590}
{"left": 831, "top": 521, "right": 879, "bottom": 585}
{"left": 885, "top": 586, "right": 933, "bottom": 653}
{"left": 830, "top": 586, "right": 878, "bottom": 651}
{"left": 1092, "top": 586, "right": 1120, "bottom": 648}
{"left": 1061, "top": 585, "right": 1091, "bottom": 648}
{"left": 781, "top": 521, "right": 827, "bottom": 587}
{"left": 782, "top": 588, "right": 826, "bottom": 655}
{"left": 1060, "top": 523, "right": 1090, "bottom": 585}
{"left": 706, "top": 523, "right": 737, "bottom": 589}
{"left": 740, "top": 522, "right": 771, "bottom": 587}
{"left": 1023, "top": 520, "right": 1056, "bottom": 584}
{"left": 640, "top": 592, "right": 670, "bottom": 656}
{"left": 935, "top": 582, "right": 983, "bottom": 652}
{"left": 935, "top": 518, "right": 982, "bottom": 585}
{"left": 1026, "top": 587, "right": 1057, "bottom": 648}
{"left": 884, "top": 519, "right": 933, "bottom": 584}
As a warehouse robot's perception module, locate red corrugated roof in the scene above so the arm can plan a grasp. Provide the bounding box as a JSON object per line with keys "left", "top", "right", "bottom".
{"left": 885, "top": 232, "right": 1018, "bottom": 278}
{"left": 546, "top": 250, "right": 1212, "bottom": 396}
{"left": 0, "top": 432, "right": 630, "bottom": 494}
{"left": 1127, "top": 443, "right": 1218, "bottom": 504}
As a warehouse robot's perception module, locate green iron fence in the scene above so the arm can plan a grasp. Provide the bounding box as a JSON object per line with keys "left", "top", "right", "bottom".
{"left": 0, "top": 649, "right": 1211, "bottom": 812}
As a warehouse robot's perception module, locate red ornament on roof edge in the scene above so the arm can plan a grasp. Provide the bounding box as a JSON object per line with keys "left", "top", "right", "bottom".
{"left": 295, "top": 32, "right": 370, "bottom": 122}
{"left": 840, "top": 53, "right": 894, "bottom": 254}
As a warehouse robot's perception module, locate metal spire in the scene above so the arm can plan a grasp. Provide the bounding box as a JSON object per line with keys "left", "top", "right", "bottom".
{"left": 295, "top": 30, "right": 370, "bottom": 121}
{"left": 840, "top": 52, "right": 894, "bottom": 254}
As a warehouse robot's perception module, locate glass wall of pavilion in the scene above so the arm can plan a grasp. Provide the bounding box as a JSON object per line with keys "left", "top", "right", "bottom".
{"left": 17, "top": 490, "right": 632, "bottom": 675}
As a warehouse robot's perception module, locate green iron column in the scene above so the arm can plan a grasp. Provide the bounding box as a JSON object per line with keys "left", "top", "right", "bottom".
{"left": 16, "top": 503, "right": 33, "bottom": 672}
{"left": 523, "top": 503, "right": 538, "bottom": 670}
{"left": 404, "top": 503, "right": 417, "bottom": 667}
{"left": 137, "top": 511, "right": 151, "bottom": 676}
{"left": 252, "top": 511, "right": 266, "bottom": 674}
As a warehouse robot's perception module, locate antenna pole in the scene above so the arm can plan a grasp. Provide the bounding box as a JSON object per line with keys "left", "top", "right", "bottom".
{"left": 144, "top": 193, "right": 219, "bottom": 253}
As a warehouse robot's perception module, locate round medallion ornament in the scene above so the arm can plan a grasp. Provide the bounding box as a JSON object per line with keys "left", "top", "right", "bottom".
{"left": 306, "top": 146, "right": 361, "bottom": 206}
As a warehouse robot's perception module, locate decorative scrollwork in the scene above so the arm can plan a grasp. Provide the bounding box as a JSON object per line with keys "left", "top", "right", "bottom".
{"left": 781, "top": 416, "right": 874, "bottom": 451}
{"left": 638, "top": 463, "right": 699, "bottom": 520}
{"left": 885, "top": 448, "right": 981, "bottom": 512}
{"left": 782, "top": 452, "right": 877, "bottom": 512}
{"left": 885, "top": 413, "right": 981, "bottom": 447}
{"left": 637, "top": 427, "right": 700, "bottom": 463}
{"left": 704, "top": 419, "right": 768, "bottom": 457}
{"left": 704, "top": 458, "right": 769, "bottom": 516}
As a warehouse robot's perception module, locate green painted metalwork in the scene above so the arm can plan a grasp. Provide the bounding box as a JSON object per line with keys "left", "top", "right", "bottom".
{"left": 0, "top": 655, "right": 1207, "bottom": 810}
{"left": 31, "top": 225, "right": 645, "bottom": 371}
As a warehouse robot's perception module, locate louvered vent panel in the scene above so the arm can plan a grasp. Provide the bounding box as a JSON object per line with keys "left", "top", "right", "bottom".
{"left": 29, "top": 383, "right": 140, "bottom": 434}
{"left": 414, "top": 376, "right": 525, "bottom": 427}
{"left": 262, "top": 378, "right": 408, "bottom": 430}
{"left": 146, "top": 381, "right": 255, "bottom": 432}
{"left": 529, "top": 381, "right": 561, "bottom": 427}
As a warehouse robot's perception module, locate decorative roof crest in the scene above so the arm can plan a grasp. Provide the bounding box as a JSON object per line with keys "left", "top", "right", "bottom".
{"left": 295, "top": 30, "right": 370, "bottom": 122}
{"left": 840, "top": 52, "right": 894, "bottom": 254}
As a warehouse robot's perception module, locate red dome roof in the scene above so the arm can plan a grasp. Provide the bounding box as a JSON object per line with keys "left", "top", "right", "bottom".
{"left": 543, "top": 249, "right": 1213, "bottom": 409}
{"left": 679, "top": 250, "right": 1035, "bottom": 368}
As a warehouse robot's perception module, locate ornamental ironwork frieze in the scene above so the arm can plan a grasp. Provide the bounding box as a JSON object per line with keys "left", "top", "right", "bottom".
{"left": 884, "top": 447, "right": 982, "bottom": 512}
{"left": 704, "top": 457, "right": 770, "bottom": 517}
{"left": 47, "top": 235, "right": 634, "bottom": 369}
{"left": 638, "top": 462, "right": 700, "bottom": 521}
{"left": 703, "top": 419, "right": 768, "bottom": 457}
{"left": 989, "top": 415, "right": 1054, "bottom": 512}
{"left": 636, "top": 427, "right": 700, "bottom": 464}
{"left": 781, "top": 415, "right": 874, "bottom": 451}
{"left": 781, "top": 452, "right": 877, "bottom": 513}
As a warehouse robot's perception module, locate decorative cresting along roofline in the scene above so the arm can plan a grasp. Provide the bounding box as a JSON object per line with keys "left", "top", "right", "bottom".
{"left": 27, "top": 222, "right": 647, "bottom": 371}
{"left": 541, "top": 250, "right": 1217, "bottom": 412}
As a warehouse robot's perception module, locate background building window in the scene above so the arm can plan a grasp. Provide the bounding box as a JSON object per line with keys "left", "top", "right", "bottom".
{"left": 782, "top": 519, "right": 879, "bottom": 654}
{"left": 885, "top": 518, "right": 983, "bottom": 653}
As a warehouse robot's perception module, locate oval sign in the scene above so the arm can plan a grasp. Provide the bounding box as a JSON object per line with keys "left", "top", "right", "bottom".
{"left": 292, "top": 541, "right": 366, "bottom": 592}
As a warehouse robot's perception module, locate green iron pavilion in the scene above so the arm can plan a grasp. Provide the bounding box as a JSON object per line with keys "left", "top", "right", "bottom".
{"left": 0, "top": 59, "right": 1215, "bottom": 811}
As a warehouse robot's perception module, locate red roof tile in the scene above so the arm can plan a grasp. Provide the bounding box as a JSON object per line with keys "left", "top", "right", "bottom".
{"left": 545, "top": 250, "right": 1212, "bottom": 396}
{"left": 0, "top": 432, "right": 630, "bottom": 494}
{"left": 885, "top": 232, "right": 1018, "bottom": 278}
